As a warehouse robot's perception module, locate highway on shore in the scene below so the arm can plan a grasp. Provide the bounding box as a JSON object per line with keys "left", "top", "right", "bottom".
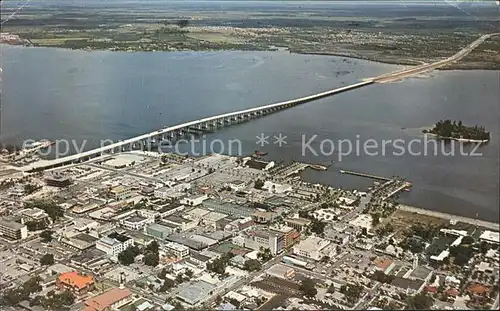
{"left": 373, "top": 33, "right": 499, "bottom": 83}
{"left": 20, "top": 32, "right": 499, "bottom": 173}
{"left": 398, "top": 204, "right": 499, "bottom": 231}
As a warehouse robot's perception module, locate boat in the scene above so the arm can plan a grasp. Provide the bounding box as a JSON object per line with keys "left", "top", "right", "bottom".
{"left": 310, "top": 164, "right": 328, "bottom": 171}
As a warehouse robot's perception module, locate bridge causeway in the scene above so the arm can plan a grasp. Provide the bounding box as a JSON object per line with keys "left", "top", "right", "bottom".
{"left": 21, "top": 33, "right": 498, "bottom": 172}
{"left": 24, "top": 80, "right": 372, "bottom": 172}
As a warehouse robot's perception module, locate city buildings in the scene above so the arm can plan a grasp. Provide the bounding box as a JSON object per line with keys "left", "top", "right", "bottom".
{"left": 164, "top": 242, "right": 190, "bottom": 259}
{"left": 45, "top": 173, "right": 72, "bottom": 187}
{"left": 237, "top": 228, "right": 285, "bottom": 254}
{"left": 96, "top": 232, "right": 134, "bottom": 256}
{"left": 121, "top": 215, "right": 154, "bottom": 230}
{"left": 292, "top": 236, "right": 331, "bottom": 261}
{"left": 0, "top": 219, "right": 28, "bottom": 240}
{"left": 82, "top": 287, "right": 133, "bottom": 311}
{"left": 109, "top": 186, "right": 132, "bottom": 201}
{"left": 56, "top": 271, "right": 95, "bottom": 296}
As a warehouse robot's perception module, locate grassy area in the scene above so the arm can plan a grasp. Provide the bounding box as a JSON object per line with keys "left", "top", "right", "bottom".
{"left": 386, "top": 209, "right": 449, "bottom": 238}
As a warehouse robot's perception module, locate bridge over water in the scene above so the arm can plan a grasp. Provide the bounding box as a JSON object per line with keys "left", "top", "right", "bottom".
{"left": 22, "top": 33, "right": 498, "bottom": 172}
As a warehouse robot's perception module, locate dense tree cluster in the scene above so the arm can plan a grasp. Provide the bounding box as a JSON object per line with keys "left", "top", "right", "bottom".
{"left": 207, "top": 253, "right": 234, "bottom": 275}
{"left": 375, "top": 223, "right": 394, "bottom": 237}
{"left": 405, "top": 224, "right": 439, "bottom": 243}
{"left": 243, "top": 259, "right": 262, "bottom": 271}
{"left": 254, "top": 179, "right": 265, "bottom": 189}
{"left": 0, "top": 277, "right": 48, "bottom": 307}
{"left": 26, "top": 220, "right": 48, "bottom": 231}
{"left": 449, "top": 244, "right": 474, "bottom": 266}
{"left": 372, "top": 270, "right": 395, "bottom": 284}
{"left": 424, "top": 119, "right": 490, "bottom": 141}
{"left": 40, "top": 230, "right": 53, "bottom": 242}
{"left": 257, "top": 247, "right": 273, "bottom": 262}
{"left": 399, "top": 237, "right": 426, "bottom": 254}
{"left": 118, "top": 245, "right": 141, "bottom": 265}
{"left": 40, "top": 253, "right": 55, "bottom": 266}
{"left": 310, "top": 219, "right": 326, "bottom": 236}
{"left": 299, "top": 278, "right": 317, "bottom": 298}
{"left": 406, "top": 292, "right": 434, "bottom": 310}
{"left": 25, "top": 200, "right": 64, "bottom": 221}
{"left": 340, "top": 284, "right": 364, "bottom": 305}
{"left": 144, "top": 241, "right": 160, "bottom": 267}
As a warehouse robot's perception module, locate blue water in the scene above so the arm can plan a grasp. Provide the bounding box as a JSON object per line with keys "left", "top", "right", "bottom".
{"left": 1, "top": 44, "right": 498, "bottom": 221}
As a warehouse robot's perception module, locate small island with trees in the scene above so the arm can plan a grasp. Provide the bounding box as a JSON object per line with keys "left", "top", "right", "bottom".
{"left": 423, "top": 120, "right": 490, "bottom": 143}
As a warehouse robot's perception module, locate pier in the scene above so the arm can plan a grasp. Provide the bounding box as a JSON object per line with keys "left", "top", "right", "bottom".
{"left": 339, "top": 170, "right": 391, "bottom": 182}
{"left": 383, "top": 182, "right": 412, "bottom": 201}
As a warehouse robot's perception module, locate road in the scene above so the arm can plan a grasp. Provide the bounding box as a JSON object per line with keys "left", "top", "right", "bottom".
{"left": 374, "top": 33, "right": 499, "bottom": 83}
{"left": 398, "top": 204, "right": 499, "bottom": 231}
{"left": 492, "top": 294, "right": 499, "bottom": 310}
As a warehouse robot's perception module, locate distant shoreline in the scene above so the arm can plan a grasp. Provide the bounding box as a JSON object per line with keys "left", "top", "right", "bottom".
{"left": 2, "top": 42, "right": 498, "bottom": 71}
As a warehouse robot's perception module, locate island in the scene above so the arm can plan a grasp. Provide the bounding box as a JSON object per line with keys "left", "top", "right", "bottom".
{"left": 423, "top": 120, "right": 490, "bottom": 143}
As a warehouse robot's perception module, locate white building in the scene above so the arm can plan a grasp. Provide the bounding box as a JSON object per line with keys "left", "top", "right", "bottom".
{"left": 109, "top": 186, "right": 132, "bottom": 201}
{"left": 164, "top": 242, "right": 190, "bottom": 259}
{"left": 73, "top": 218, "right": 99, "bottom": 232}
{"left": 137, "top": 209, "right": 160, "bottom": 221}
{"left": 20, "top": 208, "right": 49, "bottom": 224}
{"left": 180, "top": 194, "right": 208, "bottom": 207}
{"left": 95, "top": 232, "right": 134, "bottom": 256}
{"left": 228, "top": 180, "right": 247, "bottom": 192}
{"left": 292, "top": 236, "right": 331, "bottom": 261}
{"left": 121, "top": 215, "right": 153, "bottom": 230}
{"left": 479, "top": 230, "right": 500, "bottom": 244}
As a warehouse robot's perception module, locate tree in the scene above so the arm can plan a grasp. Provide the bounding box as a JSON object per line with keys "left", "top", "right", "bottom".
{"left": 118, "top": 246, "right": 140, "bottom": 265}
{"left": 371, "top": 213, "right": 380, "bottom": 227}
{"left": 461, "top": 236, "right": 474, "bottom": 245}
{"left": 341, "top": 284, "right": 363, "bottom": 305}
{"left": 159, "top": 278, "right": 175, "bottom": 292}
{"left": 207, "top": 253, "right": 233, "bottom": 275}
{"left": 254, "top": 179, "right": 265, "bottom": 189}
{"left": 327, "top": 283, "right": 336, "bottom": 293}
{"left": 176, "top": 273, "right": 184, "bottom": 284}
{"left": 185, "top": 269, "right": 194, "bottom": 278}
{"left": 372, "top": 270, "right": 394, "bottom": 284}
{"left": 243, "top": 259, "right": 262, "bottom": 272}
{"left": 257, "top": 248, "right": 273, "bottom": 262}
{"left": 40, "top": 230, "right": 53, "bottom": 243}
{"left": 25, "top": 200, "right": 63, "bottom": 222}
{"left": 299, "top": 278, "right": 317, "bottom": 298}
{"left": 24, "top": 184, "right": 40, "bottom": 195}
{"left": 406, "top": 292, "right": 434, "bottom": 310}
{"left": 310, "top": 219, "right": 326, "bottom": 236}
{"left": 26, "top": 220, "right": 48, "bottom": 231}
{"left": 144, "top": 251, "right": 159, "bottom": 267}
{"left": 40, "top": 253, "right": 54, "bottom": 266}
{"left": 146, "top": 240, "right": 159, "bottom": 253}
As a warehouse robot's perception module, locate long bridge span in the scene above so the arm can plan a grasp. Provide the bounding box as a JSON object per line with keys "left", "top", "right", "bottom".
{"left": 22, "top": 33, "right": 498, "bottom": 172}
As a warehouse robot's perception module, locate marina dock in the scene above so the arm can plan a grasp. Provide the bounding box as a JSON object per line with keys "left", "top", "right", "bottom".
{"left": 339, "top": 169, "right": 391, "bottom": 181}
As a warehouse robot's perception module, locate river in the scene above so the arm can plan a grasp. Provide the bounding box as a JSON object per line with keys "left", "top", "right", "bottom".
{"left": 0, "top": 44, "right": 498, "bottom": 221}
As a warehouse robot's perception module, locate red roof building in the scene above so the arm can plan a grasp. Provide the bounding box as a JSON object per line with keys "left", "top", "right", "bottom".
{"left": 57, "top": 271, "right": 95, "bottom": 296}
{"left": 82, "top": 287, "right": 133, "bottom": 311}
